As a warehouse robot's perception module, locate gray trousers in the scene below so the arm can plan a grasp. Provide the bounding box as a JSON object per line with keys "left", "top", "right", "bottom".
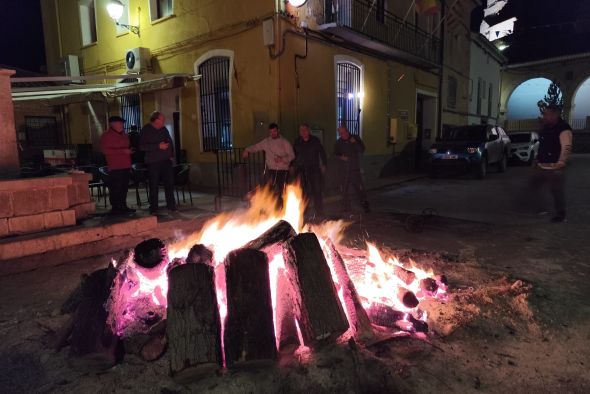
{"left": 527, "top": 168, "right": 566, "bottom": 217}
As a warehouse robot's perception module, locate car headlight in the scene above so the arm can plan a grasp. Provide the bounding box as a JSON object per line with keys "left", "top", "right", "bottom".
{"left": 466, "top": 147, "right": 478, "bottom": 154}
{"left": 428, "top": 148, "right": 437, "bottom": 154}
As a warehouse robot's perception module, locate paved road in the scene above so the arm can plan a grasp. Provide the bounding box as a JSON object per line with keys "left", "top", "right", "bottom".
{"left": 369, "top": 154, "right": 590, "bottom": 226}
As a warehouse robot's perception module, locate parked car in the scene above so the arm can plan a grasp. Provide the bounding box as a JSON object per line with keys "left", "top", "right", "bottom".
{"left": 427, "top": 125, "right": 511, "bottom": 179}
{"left": 509, "top": 131, "right": 539, "bottom": 165}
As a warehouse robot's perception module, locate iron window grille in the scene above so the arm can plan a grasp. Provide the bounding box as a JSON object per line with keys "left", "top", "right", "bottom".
{"left": 336, "top": 62, "right": 362, "bottom": 136}
{"left": 199, "top": 56, "right": 232, "bottom": 152}
{"left": 119, "top": 93, "right": 141, "bottom": 133}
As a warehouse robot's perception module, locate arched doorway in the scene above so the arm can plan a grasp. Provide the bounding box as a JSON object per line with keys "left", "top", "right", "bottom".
{"left": 507, "top": 78, "right": 560, "bottom": 120}
{"left": 571, "top": 76, "right": 590, "bottom": 130}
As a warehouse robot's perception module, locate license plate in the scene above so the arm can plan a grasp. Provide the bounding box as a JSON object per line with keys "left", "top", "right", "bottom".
{"left": 442, "top": 154, "right": 458, "bottom": 160}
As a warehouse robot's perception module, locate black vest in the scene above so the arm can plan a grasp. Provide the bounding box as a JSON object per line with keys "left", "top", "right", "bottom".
{"left": 537, "top": 120, "right": 571, "bottom": 163}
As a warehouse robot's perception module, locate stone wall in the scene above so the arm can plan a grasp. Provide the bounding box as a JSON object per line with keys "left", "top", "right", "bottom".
{"left": 0, "top": 173, "right": 95, "bottom": 238}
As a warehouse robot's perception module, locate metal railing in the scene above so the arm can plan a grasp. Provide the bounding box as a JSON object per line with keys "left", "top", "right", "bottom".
{"left": 504, "top": 118, "right": 590, "bottom": 132}
{"left": 326, "top": 0, "right": 441, "bottom": 65}
{"left": 215, "top": 148, "right": 266, "bottom": 200}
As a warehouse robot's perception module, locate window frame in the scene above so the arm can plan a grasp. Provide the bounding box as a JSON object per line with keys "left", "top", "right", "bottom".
{"left": 194, "top": 50, "right": 234, "bottom": 152}
{"left": 24, "top": 116, "right": 62, "bottom": 148}
{"left": 334, "top": 55, "right": 364, "bottom": 137}
{"left": 149, "top": 0, "right": 174, "bottom": 23}
{"left": 78, "top": 0, "right": 98, "bottom": 47}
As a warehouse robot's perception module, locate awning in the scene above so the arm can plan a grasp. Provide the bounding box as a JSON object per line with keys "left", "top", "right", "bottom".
{"left": 11, "top": 74, "right": 197, "bottom": 105}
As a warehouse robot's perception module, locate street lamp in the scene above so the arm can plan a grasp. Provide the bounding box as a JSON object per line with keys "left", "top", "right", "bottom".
{"left": 107, "top": 0, "right": 140, "bottom": 36}
{"left": 288, "top": 0, "right": 308, "bottom": 7}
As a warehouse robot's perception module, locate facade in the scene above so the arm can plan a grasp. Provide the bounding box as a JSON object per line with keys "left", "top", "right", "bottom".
{"left": 33, "top": 0, "right": 484, "bottom": 186}
{"left": 467, "top": 33, "right": 506, "bottom": 125}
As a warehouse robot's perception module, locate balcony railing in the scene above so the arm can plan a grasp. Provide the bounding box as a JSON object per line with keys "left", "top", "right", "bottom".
{"left": 324, "top": 0, "right": 441, "bottom": 65}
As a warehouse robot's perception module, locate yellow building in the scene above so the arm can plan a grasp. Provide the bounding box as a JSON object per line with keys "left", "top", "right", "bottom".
{"left": 34, "top": 0, "right": 459, "bottom": 189}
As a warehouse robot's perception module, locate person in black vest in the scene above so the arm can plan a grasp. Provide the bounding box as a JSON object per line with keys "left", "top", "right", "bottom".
{"left": 528, "top": 104, "right": 573, "bottom": 222}
{"left": 293, "top": 123, "right": 327, "bottom": 216}
{"left": 334, "top": 125, "right": 370, "bottom": 213}
{"left": 139, "top": 111, "right": 177, "bottom": 214}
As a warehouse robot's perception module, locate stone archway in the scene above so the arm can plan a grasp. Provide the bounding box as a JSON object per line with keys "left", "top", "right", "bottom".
{"left": 505, "top": 77, "right": 562, "bottom": 120}
{"left": 571, "top": 75, "right": 590, "bottom": 129}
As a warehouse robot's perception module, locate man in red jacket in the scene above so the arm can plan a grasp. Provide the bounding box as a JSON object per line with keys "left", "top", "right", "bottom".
{"left": 100, "top": 116, "right": 135, "bottom": 215}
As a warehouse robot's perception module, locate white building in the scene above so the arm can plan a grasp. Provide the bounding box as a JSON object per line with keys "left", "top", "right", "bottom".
{"left": 468, "top": 33, "right": 507, "bottom": 125}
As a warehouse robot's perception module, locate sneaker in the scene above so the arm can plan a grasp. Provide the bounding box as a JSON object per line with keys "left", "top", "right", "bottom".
{"left": 550, "top": 215, "right": 566, "bottom": 223}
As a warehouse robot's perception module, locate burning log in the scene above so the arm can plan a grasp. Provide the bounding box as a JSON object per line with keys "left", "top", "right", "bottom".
{"left": 326, "top": 240, "right": 373, "bottom": 340}
{"left": 224, "top": 248, "right": 277, "bottom": 368}
{"left": 286, "top": 233, "right": 349, "bottom": 347}
{"left": 392, "top": 266, "right": 417, "bottom": 286}
{"left": 69, "top": 266, "right": 121, "bottom": 368}
{"left": 167, "top": 248, "right": 223, "bottom": 382}
{"left": 276, "top": 269, "right": 300, "bottom": 351}
{"left": 244, "top": 220, "right": 296, "bottom": 250}
{"left": 134, "top": 238, "right": 168, "bottom": 268}
{"left": 366, "top": 304, "right": 429, "bottom": 334}
{"left": 419, "top": 278, "right": 439, "bottom": 296}
{"left": 397, "top": 289, "right": 419, "bottom": 309}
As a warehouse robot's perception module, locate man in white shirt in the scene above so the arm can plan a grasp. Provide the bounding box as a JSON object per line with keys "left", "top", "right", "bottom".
{"left": 243, "top": 123, "right": 295, "bottom": 206}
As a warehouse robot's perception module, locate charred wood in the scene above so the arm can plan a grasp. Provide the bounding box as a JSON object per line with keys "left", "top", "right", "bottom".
{"left": 244, "top": 220, "right": 296, "bottom": 250}
{"left": 326, "top": 240, "right": 373, "bottom": 339}
{"left": 224, "top": 248, "right": 277, "bottom": 368}
{"left": 167, "top": 262, "right": 222, "bottom": 380}
{"left": 134, "top": 238, "right": 168, "bottom": 269}
{"left": 286, "top": 233, "right": 349, "bottom": 347}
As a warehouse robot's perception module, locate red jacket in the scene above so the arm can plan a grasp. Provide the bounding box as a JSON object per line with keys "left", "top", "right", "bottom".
{"left": 100, "top": 128, "right": 131, "bottom": 170}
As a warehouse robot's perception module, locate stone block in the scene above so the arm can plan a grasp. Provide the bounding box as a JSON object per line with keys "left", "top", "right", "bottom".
{"left": 8, "top": 213, "right": 46, "bottom": 234}
{"left": 49, "top": 186, "right": 70, "bottom": 210}
{"left": 61, "top": 210, "right": 76, "bottom": 226}
{"left": 72, "top": 202, "right": 96, "bottom": 220}
{"left": 0, "top": 218, "right": 8, "bottom": 237}
{"left": 43, "top": 211, "right": 64, "bottom": 230}
{"left": 12, "top": 189, "right": 51, "bottom": 216}
{"left": 76, "top": 183, "right": 91, "bottom": 203}
{"left": 67, "top": 184, "right": 77, "bottom": 205}
{"left": 0, "top": 191, "right": 13, "bottom": 218}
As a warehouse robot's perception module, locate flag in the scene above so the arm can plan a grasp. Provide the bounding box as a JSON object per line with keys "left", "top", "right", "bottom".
{"left": 416, "top": 0, "right": 440, "bottom": 15}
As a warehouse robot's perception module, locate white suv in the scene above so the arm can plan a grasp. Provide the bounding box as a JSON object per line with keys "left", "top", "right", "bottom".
{"left": 509, "top": 131, "right": 539, "bottom": 165}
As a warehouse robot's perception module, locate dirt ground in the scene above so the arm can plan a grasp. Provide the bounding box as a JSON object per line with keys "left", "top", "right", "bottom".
{"left": 1, "top": 160, "right": 590, "bottom": 393}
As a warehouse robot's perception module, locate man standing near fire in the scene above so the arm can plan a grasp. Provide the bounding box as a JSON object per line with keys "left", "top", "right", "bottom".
{"left": 334, "top": 125, "right": 370, "bottom": 213}
{"left": 528, "top": 104, "right": 573, "bottom": 223}
{"left": 243, "top": 123, "right": 295, "bottom": 206}
{"left": 100, "top": 115, "right": 135, "bottom": 215}
{"left": 293, "top": 123, "right": 327, "bottom": 217}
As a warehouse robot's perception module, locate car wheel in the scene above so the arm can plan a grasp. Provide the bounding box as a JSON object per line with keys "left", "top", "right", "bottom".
{"left": 498, "top": 154, "right": 507, "bottom": 172}
{"left": 477, "top": 157, "right": 488, "bottom": 179}
{"left": 528, "top": 151, "right": 535, "bottom": 166}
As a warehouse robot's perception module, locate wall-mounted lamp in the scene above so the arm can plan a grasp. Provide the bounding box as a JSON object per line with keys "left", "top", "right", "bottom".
{"left": 288, "top": 0, "right": 308, "bottom": 7}
{"left": 107, "top": 0, "right": 140, "bottom": 36}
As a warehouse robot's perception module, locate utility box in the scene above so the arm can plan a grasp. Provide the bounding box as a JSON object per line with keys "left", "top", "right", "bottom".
{"left": 262, "top": 19, "right": 275, "bottom": 46}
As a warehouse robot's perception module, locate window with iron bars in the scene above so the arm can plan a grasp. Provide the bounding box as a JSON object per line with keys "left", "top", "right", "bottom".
{"left": 336, "top": 62, "right": 362, "bottom": 136}
{"left": 24, "top": 116, "right": 62, "bottom": 147}
{"left": 119, "top": 93, "right": 141, "bottom": 133}
{"left": 199, "top": 56, "right": 232, "bottom": 152}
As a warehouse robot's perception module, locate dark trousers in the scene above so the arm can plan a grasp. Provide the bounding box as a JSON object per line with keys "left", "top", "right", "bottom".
{"left": 300, "top": 168, "right": 323, "bottom": 214}
{"left": 527, "top": 168, "right": 566, "bottom": 217}
{"left": 147, "top": 160, "right": 176, "bottom": 212}
{"left": 265, "top": 169, "right": 288, "bottom": 208}
{"left": 107, "top": 169, "right": 130, "bottom": 211}
{"left": 341, "top": 169, "right": 368, "bottom": 211}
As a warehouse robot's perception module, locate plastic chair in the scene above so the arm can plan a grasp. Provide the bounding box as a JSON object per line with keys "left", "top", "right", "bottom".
{"left": 174, "top": 163, "right": 193, "bottom": 206}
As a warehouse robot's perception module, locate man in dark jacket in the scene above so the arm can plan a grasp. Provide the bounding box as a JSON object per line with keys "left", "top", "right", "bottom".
{"left": 334, "top": 125, "right": 370, "bottom": 213}
{"left": 293, "top": 123, "right": 327, "bottom": 216}
{"left": 528, "top": 104, "right": 573, "bottom": 222}
{"left": 100, "top": 115, "right": 135, "bottom": 215}
{"left": 139, "top": 111, "right": 177, "bottom": 214}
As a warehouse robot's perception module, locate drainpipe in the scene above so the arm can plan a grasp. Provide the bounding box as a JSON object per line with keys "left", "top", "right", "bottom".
{"left": 436, "top": 0, "right": 446, "bottom": 139}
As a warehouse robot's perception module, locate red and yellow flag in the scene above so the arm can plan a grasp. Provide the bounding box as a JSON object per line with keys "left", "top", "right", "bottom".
{"left": 416, "top": 0, "right": 440, "bottom": 14}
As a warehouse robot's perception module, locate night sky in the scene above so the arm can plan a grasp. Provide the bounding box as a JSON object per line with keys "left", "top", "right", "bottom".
{"left": 0, "top": 0, "right": 46, "bottom": 73}
{"left": 0, "top": 0, "right": 588, "bottom": 73}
